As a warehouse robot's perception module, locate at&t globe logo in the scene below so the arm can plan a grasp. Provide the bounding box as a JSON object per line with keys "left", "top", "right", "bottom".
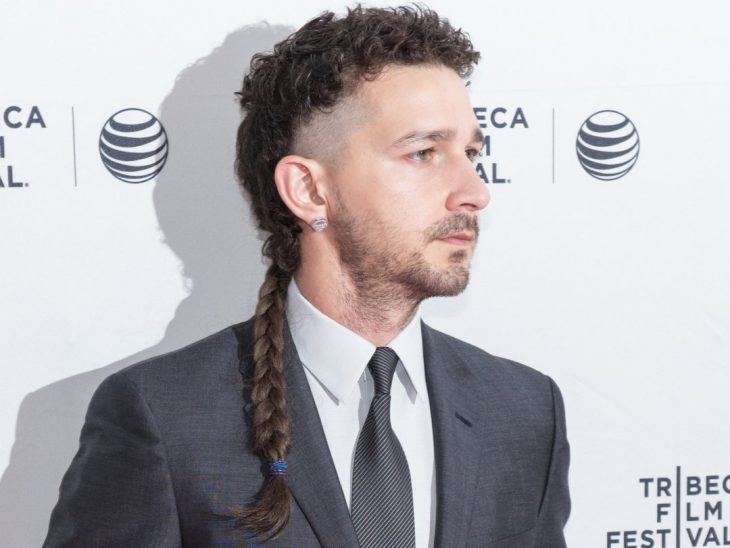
{"left": 576, "top": 110, "right": 639, "bottom": 180}
{"left": 99, "top": 108, "right": 169, "bottom": 183}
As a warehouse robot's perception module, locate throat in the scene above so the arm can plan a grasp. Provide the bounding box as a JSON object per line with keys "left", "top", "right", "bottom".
{"left": 336, "top": 281, "right": 420, "bottom": 346}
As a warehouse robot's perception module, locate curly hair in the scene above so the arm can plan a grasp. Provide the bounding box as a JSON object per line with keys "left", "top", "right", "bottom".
{"left": 234, "top": 4, "right": 479, "bottom": 539}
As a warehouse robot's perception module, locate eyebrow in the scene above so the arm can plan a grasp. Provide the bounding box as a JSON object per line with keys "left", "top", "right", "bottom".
{"left": 391, "top": 127, "right": 485, "bottom": 149}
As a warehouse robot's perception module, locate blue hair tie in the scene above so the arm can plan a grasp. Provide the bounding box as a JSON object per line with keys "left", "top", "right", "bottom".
{"left": 268, "top": 459, "right": 288, "bottom": 477}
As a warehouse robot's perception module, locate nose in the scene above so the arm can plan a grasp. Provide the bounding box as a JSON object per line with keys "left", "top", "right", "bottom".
{"left": 445, "top": 155, "right": 491, "bottom": 213}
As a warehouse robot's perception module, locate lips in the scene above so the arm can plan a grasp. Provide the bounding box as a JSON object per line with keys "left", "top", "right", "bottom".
{"left": 438, "top": 231, "right": 475, "bottom": 245}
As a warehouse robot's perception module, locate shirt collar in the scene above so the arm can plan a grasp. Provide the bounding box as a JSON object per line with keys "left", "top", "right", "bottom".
{"left": 286, "top": 279, "right": 426, "bottom": 405}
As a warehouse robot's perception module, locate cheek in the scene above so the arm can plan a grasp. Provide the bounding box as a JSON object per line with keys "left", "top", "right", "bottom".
{"left": 331, "top": 154, "right": 379, "bottom": 206}
{"left": 333, "top": 153, "right": 447, "bottom": 237}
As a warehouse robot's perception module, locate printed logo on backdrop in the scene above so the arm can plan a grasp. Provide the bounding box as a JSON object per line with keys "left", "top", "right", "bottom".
{"left": 577, "top": 110, "right": 639, "bottom": 181}
{"left": 0, "top": 105, "right": 46, "bottom": 188}
{"left": 472, "top": 106, "right": 528, "bottom": 184}
{"left": 606, "top": 466, "right": 729, "bottom": 547}
{"left": 99, "top": 108, "right": 169, "bottom": 184}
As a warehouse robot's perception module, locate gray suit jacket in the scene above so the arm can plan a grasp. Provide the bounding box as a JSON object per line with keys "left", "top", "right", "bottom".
{"left": 44, "top": 318, "right": 570, "bottom": 547}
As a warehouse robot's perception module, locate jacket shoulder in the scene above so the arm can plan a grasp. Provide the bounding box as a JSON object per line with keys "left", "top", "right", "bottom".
{"left": 422, "top": 321, "right": 554, "bottom": 391}
{"left": 110, "top": 318, "right": 255, "bottom": 395}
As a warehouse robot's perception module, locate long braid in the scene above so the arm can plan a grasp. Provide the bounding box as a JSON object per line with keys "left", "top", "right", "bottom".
{"left": 238, "top": 259, "right": 293, "bottom": 538}
{"left": 235, "top": 91, "right": 302, "bottom": 538}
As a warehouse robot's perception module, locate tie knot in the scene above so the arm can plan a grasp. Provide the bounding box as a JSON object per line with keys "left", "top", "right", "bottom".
{"left": 368, "top": 347, "right": 399, "bottom": 395}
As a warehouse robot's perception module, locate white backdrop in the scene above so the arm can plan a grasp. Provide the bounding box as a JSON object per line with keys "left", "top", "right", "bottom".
{"left": 1, "top": 1, "right": 729, "bottom": 546}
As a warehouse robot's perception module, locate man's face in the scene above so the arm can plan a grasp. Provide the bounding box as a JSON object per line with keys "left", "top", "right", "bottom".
{"left": 325, "top": 63, "right": 490, "bottom": 302}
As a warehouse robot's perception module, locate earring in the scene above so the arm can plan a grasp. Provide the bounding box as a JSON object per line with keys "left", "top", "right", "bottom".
{"left": 310, "top": 218, "right": 328, "bottom": 232}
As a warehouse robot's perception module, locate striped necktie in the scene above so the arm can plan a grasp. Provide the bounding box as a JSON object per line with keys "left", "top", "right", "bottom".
{"left": 351, "top": 347, "right": 416, "bottom": 548}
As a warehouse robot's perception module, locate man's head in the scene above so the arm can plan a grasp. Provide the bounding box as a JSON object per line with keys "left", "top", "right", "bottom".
{"left": 236, "top": 5, "right": 485, "bottom": 289}
{"left": 234, "top": 5, "right": 484, "bottom": 539}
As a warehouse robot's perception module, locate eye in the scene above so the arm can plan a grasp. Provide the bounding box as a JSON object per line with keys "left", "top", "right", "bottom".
{"left": 466, "top": 147, "right": 483, "bottom": 162}
{"left": 406, "top": 148, "right": 435, "bottom": 162}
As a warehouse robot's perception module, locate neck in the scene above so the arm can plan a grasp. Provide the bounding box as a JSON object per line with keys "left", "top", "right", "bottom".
{"left": 294, "top": 267, "right": 420, "bottom": 347}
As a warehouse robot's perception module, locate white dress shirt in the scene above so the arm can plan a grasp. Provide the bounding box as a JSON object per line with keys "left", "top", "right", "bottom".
{"left": 286, "top": 280, "right": 436, "bottom": 548}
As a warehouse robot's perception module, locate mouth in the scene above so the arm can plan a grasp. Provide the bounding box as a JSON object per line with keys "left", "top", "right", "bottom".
{"left": 437, "top": 231, "right": 476, "bottom": 246}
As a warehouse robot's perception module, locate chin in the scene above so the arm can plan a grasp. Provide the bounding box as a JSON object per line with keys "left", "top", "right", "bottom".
{"left": 435, "top": 268, "right": 470, "bottom": 297}
{"left": 407, "top": 264, "right": 471, "bottom": 300}
{"left": 391, "top": 249, "right": 473, "bottom": 301}
{"left": 438, "top": 252, "right": 472, "bottom": 294}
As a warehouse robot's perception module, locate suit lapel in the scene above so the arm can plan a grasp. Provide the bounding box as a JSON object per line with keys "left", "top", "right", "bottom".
{"left": 422, "top": 322, "right": 487, "bottom": 548}
{"left": 238, "top": 318, "right": 359, "bottom": 546}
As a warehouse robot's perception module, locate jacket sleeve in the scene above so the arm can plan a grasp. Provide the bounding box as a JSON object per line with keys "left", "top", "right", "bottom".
{"left": 534, "top": 377, "right": 571, "bottom": 547}
{"left": 43, "top": 372, "right": 182, "bottom": 547}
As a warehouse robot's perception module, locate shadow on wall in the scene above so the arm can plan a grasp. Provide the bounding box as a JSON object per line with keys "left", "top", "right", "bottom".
{"left": 0, "top": 23, "right": 293, "bottom": 548}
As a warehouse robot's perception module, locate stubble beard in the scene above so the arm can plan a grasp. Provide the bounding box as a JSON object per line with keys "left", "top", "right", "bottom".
{"left": 331, "top": 201, "right": 479, "bottom": 319}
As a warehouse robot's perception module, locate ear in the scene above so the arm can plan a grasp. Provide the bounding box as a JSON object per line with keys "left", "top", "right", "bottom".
{"left": 274, "top": 155, "right": 328, "bottom": 229}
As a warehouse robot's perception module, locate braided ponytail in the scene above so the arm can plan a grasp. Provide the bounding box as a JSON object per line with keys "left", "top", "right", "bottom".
{"left": 237, "top": 259, "right": 293, "bottom": 539}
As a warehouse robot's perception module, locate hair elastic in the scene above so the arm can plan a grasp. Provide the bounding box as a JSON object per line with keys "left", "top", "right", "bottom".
{"left": 268, "top": 459, "right": 288, "bottom": 477}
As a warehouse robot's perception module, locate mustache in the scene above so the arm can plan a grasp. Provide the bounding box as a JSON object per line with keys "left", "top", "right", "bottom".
{"left": 425, "top": 213, "right": 480, "bottom": 241}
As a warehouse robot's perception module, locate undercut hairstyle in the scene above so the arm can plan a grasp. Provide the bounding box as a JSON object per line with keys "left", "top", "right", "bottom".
{"left": 234, "top": 4, "right": 479, "bottom": 539}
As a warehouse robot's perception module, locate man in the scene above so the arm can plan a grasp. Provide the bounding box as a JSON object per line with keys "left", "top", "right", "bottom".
{"left": 45, "top": 6, "right": 570, "bottom": 547}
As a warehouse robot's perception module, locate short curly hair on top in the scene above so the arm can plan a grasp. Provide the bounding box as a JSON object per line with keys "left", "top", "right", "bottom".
{"left": 233, "top": 4, "right": 479, "bottom": 540}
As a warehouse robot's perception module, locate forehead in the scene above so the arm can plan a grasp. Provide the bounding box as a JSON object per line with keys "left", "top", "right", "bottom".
{"left": 352, "top": 64, "right": 477, "bottom": 141}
